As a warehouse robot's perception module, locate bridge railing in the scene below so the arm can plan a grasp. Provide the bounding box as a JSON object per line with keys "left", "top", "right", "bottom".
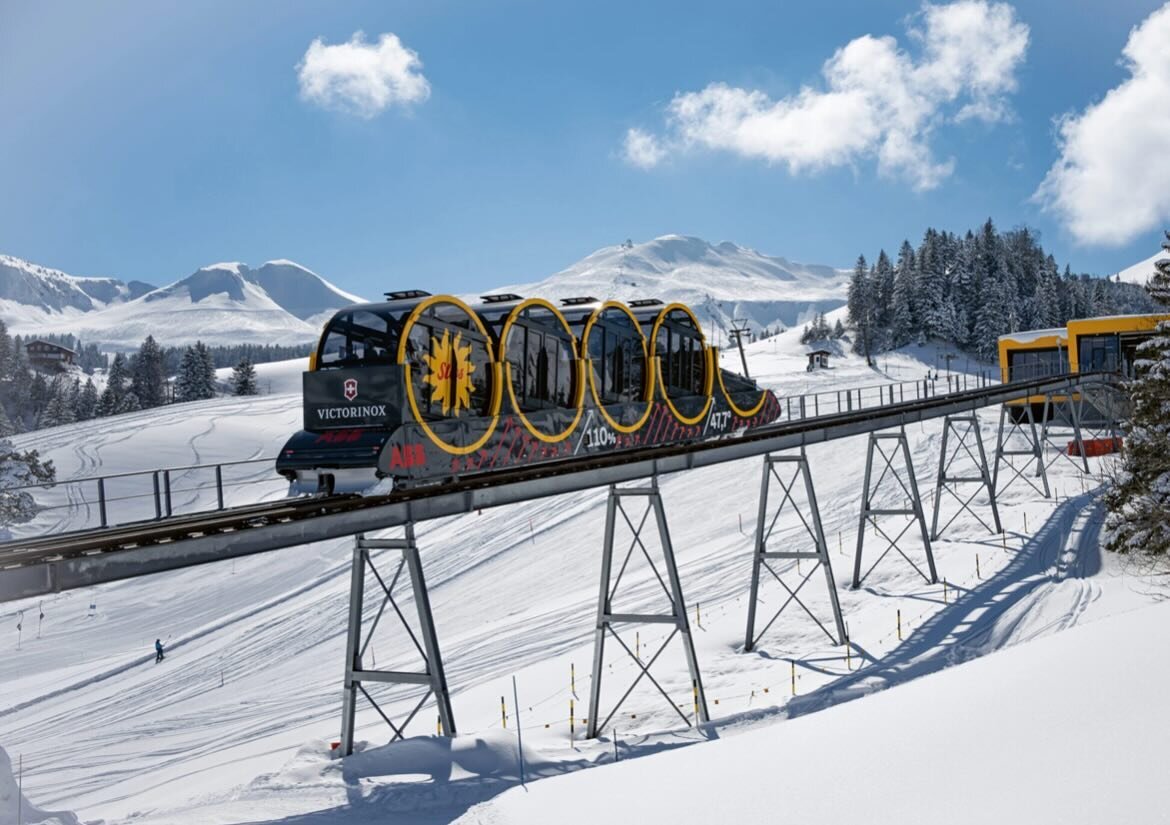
{"left": 8, "top": 369, "right": 998, "bottom": 534}
{"left": 6, "top": 456, "right": 285, "bottom": 536}
{"left": 773, "top": 370, "right": 995, "bottom": 422}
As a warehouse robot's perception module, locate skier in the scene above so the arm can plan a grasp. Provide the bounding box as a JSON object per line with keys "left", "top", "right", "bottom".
{"left": 154, "top": 638, "right": 165, "bottom": 663}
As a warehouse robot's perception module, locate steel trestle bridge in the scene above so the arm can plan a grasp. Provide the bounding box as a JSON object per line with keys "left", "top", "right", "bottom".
{"left": 0, "top": 370, "right": 1120, "bottom": 754}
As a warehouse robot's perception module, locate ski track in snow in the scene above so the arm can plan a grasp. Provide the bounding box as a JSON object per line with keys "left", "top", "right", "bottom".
{"left": 0, "top": 332, "right": 1162, "bottom": 824}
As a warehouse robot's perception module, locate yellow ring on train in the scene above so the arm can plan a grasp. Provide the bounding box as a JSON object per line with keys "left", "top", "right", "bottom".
{"left": 398, "top": 294, "right": 502, "bottom": 456}
{"left": 713, "top": 346, "right": 768, "bottom": 418}
{"left": 650, "top": 302, "right": 714, "bottom": 426}
{"left": 581, "top": 300, "right": 656, "bottom": 435}
{"left": 499, "top": 298, "right": 587, "bottom": 444}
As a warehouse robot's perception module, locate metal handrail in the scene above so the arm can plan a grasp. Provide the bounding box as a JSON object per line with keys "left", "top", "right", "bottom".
{"left": 6, "top": 368, "right": 997, "bottom": 531}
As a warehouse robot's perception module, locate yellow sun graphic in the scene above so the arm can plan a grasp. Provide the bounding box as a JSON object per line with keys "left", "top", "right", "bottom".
{"left": 423, "top": 329, "right": 477, "bottom": 415}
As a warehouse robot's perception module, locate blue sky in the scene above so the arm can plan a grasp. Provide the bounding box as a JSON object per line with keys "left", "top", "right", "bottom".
{"left": 2, "top": 0, "right": 1168, "bottom": 297}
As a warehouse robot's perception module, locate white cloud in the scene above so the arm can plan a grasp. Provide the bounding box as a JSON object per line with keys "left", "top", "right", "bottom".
{"left": 1035, "top": 3, "right": 1170, "bottom": 246}
{"left": 624, "top": 1, "right": 1028, "bottom": 190}
{"left": 297, "top": 32, "right": 430, "bottom": 118}
{"left": 623, "top": 128, "right": 667, "bottom": 169}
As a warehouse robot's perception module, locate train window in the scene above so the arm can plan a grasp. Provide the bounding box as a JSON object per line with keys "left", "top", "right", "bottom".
{"left": 586, "top": 309, "right": 647, "bottom": 406}
{"left": 656, "top": 310, "right": 706, "bottom": 398}
{"left": 506, "top": 311, "right": 577, "bottom": 412}
{"left": 404, "top": 316, "right": 493, "bottom": 419}
{"left": 318, "top": 310, "right": 394, "bottom": 368}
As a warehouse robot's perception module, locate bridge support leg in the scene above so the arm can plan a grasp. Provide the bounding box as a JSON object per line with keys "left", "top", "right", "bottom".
{"left": 744, "top": 450, "right": 846, "bottom": 651}
{"left": 1040, "top": 380, "right": 1090, "bottom": 474}
{"left": 339, "top": 527, "right": 455, "bottom": 757}
{"left": 852, "top": 430, "right": 938, "bottom": 589}
{"left": 992, "top": 404, "right": 1050, "bottom": 499}
{"left": 587, "top": 477, "right": 708, "bottom": 739}
{"left": 930, "top": 414, "right": 1002, "bottom": 540}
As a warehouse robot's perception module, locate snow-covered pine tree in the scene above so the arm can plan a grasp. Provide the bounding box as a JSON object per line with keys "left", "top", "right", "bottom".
{"left": 1033, "top": 255, "right": 1063, "bottom": 329}
{"left": 1104, "top": 231, "right": 1170, "bottom": 558}
{"left": 890, "top": 240, "right": 916, "bottom": 347}
{"left": 847, "top": 255, "right": 876, "bottom": 365}
{"left": 873, "top": 250, "right": 895, "bottom": 347}
{"left": 198, "top": 341, "right": 217, "bottom": 397}
{"left": 916, "top": 230, "right": 947, "bottom": 341}
{"left": 117, "top": 391, "right": 142, "bottom": 413}
{"left": 75, "top": 378, "right": 98, "bottom": 421}
{"left": 0, "top": 438, "right": 55, "bottom": 535}
{"left": 105, "top": 353, "right": 128, "bottom": 408}
{"left": 131, "top": 335, "right": 167, "bottom": 408}
{"left": 832, "top": 318, "right": 846, "bottom": 339}
{"left": 175, "top": 342, "right": 217, "bottom": 402}
{"left": 232, "top": 358, "right": 258, "bottom": 396}
{"left": 0, "top": 403, "right": 14, "bottom": 438}
{"left": 0, "top": 320, "right": 11, "bottom": 382}
{"left": 39, "top": 380, "right": 76, "bottom": 428}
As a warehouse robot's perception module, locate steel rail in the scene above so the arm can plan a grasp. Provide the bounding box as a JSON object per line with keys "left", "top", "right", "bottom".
{"left": 0, "top": 372, "right": 1113, "bottom": 603}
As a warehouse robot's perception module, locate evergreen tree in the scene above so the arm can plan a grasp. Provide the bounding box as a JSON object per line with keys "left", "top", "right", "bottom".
{"left": 175, "top": 342, "right": 217, "bottom": 401}
{"left": 873, "top": 250, "right": 895, "bottom": 347}
{"left": 1104, "top": 231, "right": 1170, "bottom": 558}
{"left": 106, "top": 353, "right": 129, "bottom": 408}
{"left": 0, "top": 403, "right": 13, "bottom": 438}
{"left": 131, "top": 335, "right": 167, "bottom": 408}
{"left": 890, "top": 240, "right": 917, "bottom": 347}
{"left": 117, "top": 391, "right": 142, "bottom": 414}
{"left": 832, "top": 318, "right": 846, "bottom": 339}
{"left": 75, "top": 378, "right": 99, "bottom": 421}
{"left": 847, "top": 255, "right": 876, "bottom": 365}
{"left": 39, "top": 380, "right": 76, "bottom": 428}
{"left": 0, "top": 320, "right": 11, "bottom": 382}
{"left": 0, "top": 438, "right": 55, "bottom": 533}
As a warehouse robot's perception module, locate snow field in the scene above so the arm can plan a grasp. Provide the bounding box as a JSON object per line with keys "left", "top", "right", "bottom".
{"left": 0, "top": 329, "right": 1161, "bottom": 823}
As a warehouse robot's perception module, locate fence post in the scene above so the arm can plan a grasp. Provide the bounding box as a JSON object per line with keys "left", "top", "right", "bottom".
{"left": 163, "top": 470, "right": 173, "bottom": 518}
{"left": 215, "top": 465, "right": 225, "bottom": 510}
{"left": 97, "top": 478, "right": 108, "bottom": 528}
{"left": 152, "top": 471, "right": 162, "bottom": 520}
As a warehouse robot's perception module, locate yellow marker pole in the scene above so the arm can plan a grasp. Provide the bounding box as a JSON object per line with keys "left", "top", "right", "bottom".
{"left": 570, "top": 699, "right": 575, "bottom": 743}
{"left": 692, "top": 679, "right": 699, "bottom": 722}
{"left": 1024, "top": 512, "right": 1029, "bottom": 533}
{"left": 897, "top": 609, "right": 902, "bottom": 641}
{"left": 1002, "top": 532, "right": 1007, "bottom": 551}
{"left": 571, "top": 662, "right": 575, "bottom": 695}
{"left": 696, "top": 602, "right": 701, "bottom": 628}
{"left": 437, "top": 714, "right": 441, "bottom": 736}
{"left": 636, "top": 631, "right": 640, "bottom": 662}
{"left": 790, "top": 660, "right": 796, "bottom": 695}
{"left": 501, "top": 696, "right": 507, "bottom": 729}
{"left": 943, "top": 578, "right": 948, "bottom": 604}
{"left": 976, "top": 553, "right": 981, "bottom": 579}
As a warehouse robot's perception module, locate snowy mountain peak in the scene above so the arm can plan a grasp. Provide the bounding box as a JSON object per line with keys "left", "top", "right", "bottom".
{"left": 1115, "top": 250, "right": 1168, "bottom": 286}
{"left": 501, "top": 235, "right": 849, "bottom": 336}
{"left": 0, "top": 254, "right": 156, "bottom": 321}
{"left": 199, "top": 261, "right": 247, "bottom": 275}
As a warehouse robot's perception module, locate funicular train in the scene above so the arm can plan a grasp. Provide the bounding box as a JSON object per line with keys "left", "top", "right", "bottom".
{"left": 277, "top": 291, "right": 781, "bottom": 494}
{"left": 997, "top": 312, "right": 1170, "bottom": 423}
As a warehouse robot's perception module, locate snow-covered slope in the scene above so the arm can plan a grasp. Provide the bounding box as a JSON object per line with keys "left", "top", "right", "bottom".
{"left": 1114, "top": 249, "right": 1166, "bottom": 285}
{"left": 499, "top": 235, "right": 849, "bottom": 337}
{"left": 2, "top": 326, "right": 1158, "bottom": 825}
{"left": 242, "top": 260, "right": 363, "bottom": 323}
{"left": 1, "top": 257, "right": 365, "bottom": 349}
{"left": 0, "top": 254, "right": 154, "bottom": 329}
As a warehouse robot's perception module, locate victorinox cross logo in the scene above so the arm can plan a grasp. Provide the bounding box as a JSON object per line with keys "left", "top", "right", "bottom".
{"left": 343, "top": 378, "right": 358, "bottom": 401}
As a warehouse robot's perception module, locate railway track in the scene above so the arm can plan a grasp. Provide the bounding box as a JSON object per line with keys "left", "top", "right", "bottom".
{"left": 0, "top": 372, "right": 1114, "bottom": 602}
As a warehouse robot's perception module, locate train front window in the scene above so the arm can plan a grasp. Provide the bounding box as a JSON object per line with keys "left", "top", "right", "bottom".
{"left": 318, "top": 310, "right": 394, "bottom": 368}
